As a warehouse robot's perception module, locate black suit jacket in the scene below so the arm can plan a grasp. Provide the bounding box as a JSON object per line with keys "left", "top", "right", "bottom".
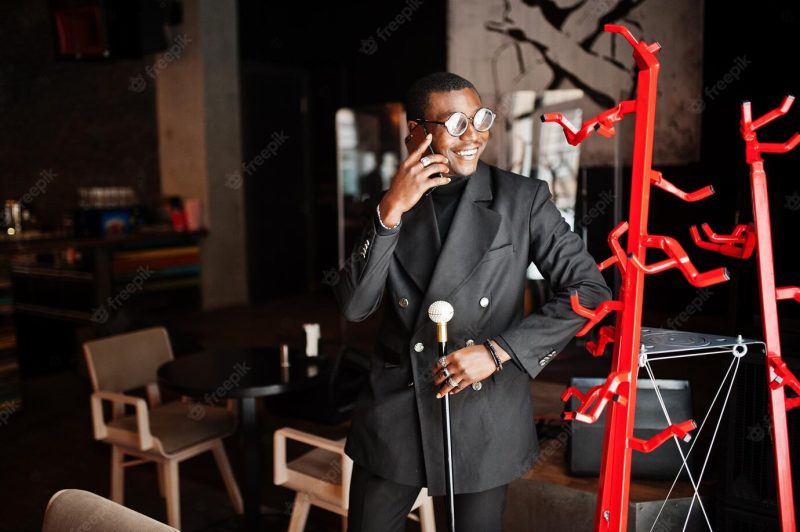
{"left": 334, "top": 161, "right": 611, "bottom": 495}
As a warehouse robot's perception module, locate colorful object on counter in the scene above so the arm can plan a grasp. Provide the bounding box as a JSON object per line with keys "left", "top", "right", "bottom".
{"left": 100, "top": 209, "right": 131, "bottom": 236}
{"left": 73, "top": 207, "right": 133, "bottom": 237}
{"left": 112, "top": 246, "right": 200, "bottom": 279}
{"left": 183, "top": 198, "right": 203, "bottom": 231}
{"left": 163, "top": 197, "right": 187, "bottom": 232}
{"left": 74, "top": 187, "right": 139, "bottom": 238}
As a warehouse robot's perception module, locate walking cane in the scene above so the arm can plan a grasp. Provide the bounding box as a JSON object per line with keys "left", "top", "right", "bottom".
{"left": 428, "top": 301, "right": 456, "bottom": 532}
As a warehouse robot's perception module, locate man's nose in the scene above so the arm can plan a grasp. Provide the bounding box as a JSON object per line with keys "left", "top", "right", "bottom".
{"left": 460, "top": 121, "right": 480, "bottom": 141}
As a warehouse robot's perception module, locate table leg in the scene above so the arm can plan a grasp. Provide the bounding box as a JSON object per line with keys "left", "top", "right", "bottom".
{"left": 240, "top": 396, "right": 261, "bottom": 531}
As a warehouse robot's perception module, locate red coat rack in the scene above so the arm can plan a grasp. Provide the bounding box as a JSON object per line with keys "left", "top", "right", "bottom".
{"left": 692, "top": 95, "right": 800, "bottom": 531}
{"left": 543, "top": 24, "right": 729, "bottom": 532}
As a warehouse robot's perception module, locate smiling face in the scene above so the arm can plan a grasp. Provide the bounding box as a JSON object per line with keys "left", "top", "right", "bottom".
{"left": 413, "top": 87, "right": 490, "bottom": 177}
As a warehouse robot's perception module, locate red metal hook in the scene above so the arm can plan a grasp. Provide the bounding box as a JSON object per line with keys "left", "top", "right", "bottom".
{"left": 629, "top": 419, "right": 697, "bottom": 453}
{"left": 561, "top": 371, "right": 630, "bottom": 424}
{"left": 741, "top": 96, "right": 800, "bottom": 163}
{"left": 690, "top": 222, "right": 756, "bottom": 259}
{"left": 776, "top": 286, "right": 800, "bottom": 302}
{"left": 586, "top": 326, "right": 615, "bottom": 357}
{"left": 570, "top": 291, "right": 623, "bottom": 337}
{"left": 768, "top": 359, "right": 800, "bottom": 412}
{"left": 542, "top": 100, "right": 636, "bottom": 146}
{"left": 604, "top": 24, "right": 661, "bottom": 69}
{"left": 628, "top": 235, "right": 730, "bottom": 288}
{"left": 650, "top": 171, "right": 715, "bottom": 202}
{"left": 596, "top": 222, "right": 629, "bottom": 273}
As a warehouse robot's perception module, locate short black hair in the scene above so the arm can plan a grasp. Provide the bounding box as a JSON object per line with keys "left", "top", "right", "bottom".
{"left": 404, "top": 72, "right": 479, "bottom": 121}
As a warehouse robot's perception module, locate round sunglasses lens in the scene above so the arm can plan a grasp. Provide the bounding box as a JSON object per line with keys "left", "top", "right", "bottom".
{"left": 474, "top": 108, "right": 495, "bottom": 132}
{"left": 446, "top": 113, "right": 469, "bottom": 136}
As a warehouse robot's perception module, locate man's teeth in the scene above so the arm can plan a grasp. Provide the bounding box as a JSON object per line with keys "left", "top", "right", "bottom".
{"left": 456, "top": 147, "right": 478, "bottom": 157}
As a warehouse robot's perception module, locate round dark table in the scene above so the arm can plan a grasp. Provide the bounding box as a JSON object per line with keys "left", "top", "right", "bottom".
{"left": 157, "top": 347, "right": 329, "bottom": 531}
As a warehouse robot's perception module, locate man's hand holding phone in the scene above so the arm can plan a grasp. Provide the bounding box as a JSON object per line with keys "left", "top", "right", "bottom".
{"left": 378, "top": 133, "right": 451, "bottom": 228}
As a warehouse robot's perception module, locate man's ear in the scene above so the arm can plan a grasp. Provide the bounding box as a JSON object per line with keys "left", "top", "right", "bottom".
{"left": 407, "top": 120, "right": 419, "bottom": 131}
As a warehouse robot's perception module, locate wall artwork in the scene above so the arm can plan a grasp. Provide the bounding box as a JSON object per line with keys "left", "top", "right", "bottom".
{"left": 449, "top": 0, "right": 704, "bottom": 167}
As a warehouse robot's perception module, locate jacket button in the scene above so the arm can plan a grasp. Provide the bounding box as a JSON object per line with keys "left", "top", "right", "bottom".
{"left": 472, "top": 381, "right": 482, "bottom": 391}
{"left": 466, "top": 339, "right": 474, "bottom": 346}
{"left": 408, "top": 381, "right": 414, "bottom": 387}
{"left": 539, "top": 358, "right": 548, "bottom": 367}
{"left": 399, "top": 297, "right": 409, "bottom": 308}
{"left": 479, "top": 297, "right": 489, "bottom": 308}
{"left": 414, "top": 342, "right": 424, "bottom": 353}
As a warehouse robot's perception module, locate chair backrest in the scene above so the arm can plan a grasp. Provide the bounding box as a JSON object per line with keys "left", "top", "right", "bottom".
{"left": 274, "top": 427, "right": 352, "bottom": 508}
{"left": 83, "top": 327, "right": 174, "bottom": 393}
{"left": 42, "top": 489, "right": 178, "bottom": 532}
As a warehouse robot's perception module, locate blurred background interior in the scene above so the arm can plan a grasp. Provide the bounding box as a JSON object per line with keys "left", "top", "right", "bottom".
{"left": 1, "top": 0, "right": 799, "bottom": 530}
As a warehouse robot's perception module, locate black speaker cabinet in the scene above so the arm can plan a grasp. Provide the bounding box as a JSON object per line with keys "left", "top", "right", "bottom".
{"left": 567, "top": 377, "right": 693, "bottom": 479}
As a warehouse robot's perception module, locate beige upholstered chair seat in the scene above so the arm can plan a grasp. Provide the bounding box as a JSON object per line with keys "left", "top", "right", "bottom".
{"left": 286, "top": 445, "right": 345, "bottom": 506}
{"left": 42, "top": 489, "right": 178, "bottom": 532}
{"left": 107, "top": 401, "right": 236, "bottom": 455}
{"left": 288, "top": 446, "right": 344, "bottom": 483}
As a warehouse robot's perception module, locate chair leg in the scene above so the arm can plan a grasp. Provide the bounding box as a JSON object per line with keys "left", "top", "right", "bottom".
{"left": 418, "top": 497, "right": 436, "bottom": 532}
{"left": 163, "top": 460, "right": 181, "bottom": 529}
{"left": 110, "top": 446, "right": 125, "bottom": 504}
{"left": 156, "top": 463, "right": 166, "bottom": 498}
{"left": 212, "top": 440, "right": 244, "bottom": 514}
{"left": 288, "top": 492, "right": 311, "bottom": 532}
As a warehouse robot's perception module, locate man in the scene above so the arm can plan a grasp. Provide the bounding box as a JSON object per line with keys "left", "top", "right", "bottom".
{"left": 334, "top": 72, "right": 611, "bottom": 531}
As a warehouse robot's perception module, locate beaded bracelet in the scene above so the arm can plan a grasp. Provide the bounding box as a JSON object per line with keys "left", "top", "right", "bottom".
{"left": 483, "top": 339, "right": 503, "bottom": 373}
{"left": 377, "top": 203, "right": 401, "bottom": 230}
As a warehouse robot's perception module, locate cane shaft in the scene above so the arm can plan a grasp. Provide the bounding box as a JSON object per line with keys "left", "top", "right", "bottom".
{"left": 439, "top": 340, "right": 455, "bottom": 532}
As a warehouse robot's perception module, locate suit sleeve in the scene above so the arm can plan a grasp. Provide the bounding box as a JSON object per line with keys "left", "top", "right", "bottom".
{"left": 332, "top": 209, "right": 402, "bottom": 322}
{"left": 494, "top": 181, "right": 612, "bottom": 379}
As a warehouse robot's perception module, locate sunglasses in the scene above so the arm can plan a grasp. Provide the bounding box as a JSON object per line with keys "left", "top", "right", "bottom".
{"left": 413, "top": 107, "right": 496, "bottom": 137}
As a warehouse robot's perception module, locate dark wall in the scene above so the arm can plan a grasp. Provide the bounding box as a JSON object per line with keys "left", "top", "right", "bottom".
{"left": 238, "top": 0, "right": 447, "bottom": 295}
{"left": 0, "top": 1, "right": 161, "bottom": 230}
{"left": 700, "top": 1, "right": 800, "bottom": 337}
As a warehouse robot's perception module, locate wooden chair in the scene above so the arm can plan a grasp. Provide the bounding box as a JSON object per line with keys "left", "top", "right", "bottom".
{"left": 274, "top": 427, "right": 436, "bottom": 532}
{"left": 42, "top": 489, "right": 178, "bottom": 532}
{"left": 83, "top": 326, "right": 243, "bottom": 529}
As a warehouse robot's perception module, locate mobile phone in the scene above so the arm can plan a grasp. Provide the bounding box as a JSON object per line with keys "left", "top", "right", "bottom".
{"left": 404, "top": 123, "right": 442, "bottom": 179}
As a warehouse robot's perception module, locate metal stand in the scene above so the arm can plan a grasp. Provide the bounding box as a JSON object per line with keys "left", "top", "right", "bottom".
{"left": 544, "top": 24, "right": 727, "bottom": 532}
{"left": 691, "top": 95, "right": 800, "bottom": 531}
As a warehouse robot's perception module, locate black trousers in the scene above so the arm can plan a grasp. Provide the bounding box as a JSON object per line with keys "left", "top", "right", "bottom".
{"left": 347, "top": 463, "right": 508, "bottom": 532}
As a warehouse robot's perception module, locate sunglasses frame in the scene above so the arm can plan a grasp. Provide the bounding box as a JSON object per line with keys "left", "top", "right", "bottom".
{"left": 413, "top": 107, "right": 496, "bottom": 137}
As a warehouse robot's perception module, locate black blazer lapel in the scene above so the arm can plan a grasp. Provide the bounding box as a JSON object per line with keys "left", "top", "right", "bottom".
{"left": 395, "top": 193, "right": 441, "bottom": 295}
{"left": 413, "top": 162, "right": 501, "bottom": 333}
